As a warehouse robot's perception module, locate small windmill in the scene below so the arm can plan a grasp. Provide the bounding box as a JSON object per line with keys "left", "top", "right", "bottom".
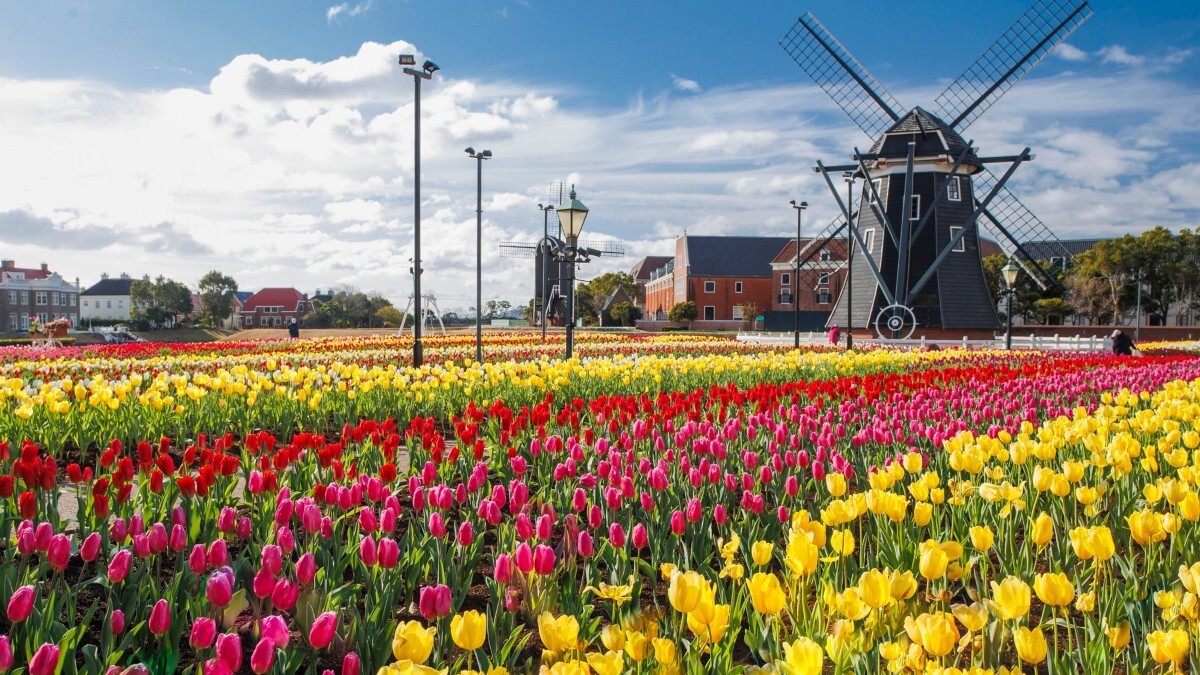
{"left": 499, "top": 181, "right": 625, "bottom": 327}
{"left": 781, "top": 0, "right": 1091, "bottom": 338}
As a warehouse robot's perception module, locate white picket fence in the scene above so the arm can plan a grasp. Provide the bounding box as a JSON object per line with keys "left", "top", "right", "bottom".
{"left": 737, "top": 331, "right": 1112, "bottom": 352}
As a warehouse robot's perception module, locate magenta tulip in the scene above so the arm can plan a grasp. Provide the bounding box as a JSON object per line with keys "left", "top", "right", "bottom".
{"left": 148, "top": 523, "right": 168, "bottom": 553}
{"left": 533, "top": 544, "right": 556, "bottom": 575}
{"left": 0, "top": 635, "right": 11, "bottom": 671}
{"left": 81, "top": 532, "right": 102, "bottom": 562}
{"left": 148, "top": 599, "right": 171, "bottom": 635}
{"left": 378, "top": 538, "right": 399, "bottom": 569}
{"left": 309, "top": 611, "right": 338, "bottom": 649}
{"left": 632, "top": 523, "right": 649, "bottom": 549}
{"left": 260, "top": 615, "right": 289, "bottom": 647}
{"left": 514, "top": 542, "right": 534, "bottom": 574}
{"left": 494, "top": 553, "right": 513, "bottom": 584}
{"left": 261, "top": 545, "right": 283, "bottom": 576}
{"left": 343, "top": 652, "right": 361, "bottom": 675}
{"left": 28, "top": 643, "right": 60, "bottom": 675}
{"left": 111, "top": 609, "right": 126, "bottom": 635}
{"left": 191, "top": 617, "right": 217, "bottom": 649}
{"left": 208, "top": 539, "right": 228, "bottom": 568}
{"left": 188, "top": 544, "right": 207, "bottom": 574}
{"left": 253, "top": 566, "right": 276, "bottom": 599}
{"left": 296, "top": 552, "right": 317, "bottom": 585}
{"left": 670, "top": 510, "right": 686, "bottom": 536}
{"left": 170, "top": 524, "right": 187, "bottom": 552}
{"left": 272, "top": 579, "right": 298, "bottom": 610}
{"left": 251, "top": 638, "right": 275, "bottom": 674}
{"left": 7, "top": 585, "right": 34, "bottom": 623}
{"left": 108, "top": 549, "right": 132, "bottom": 583}
{"left": 428, "top": 512, "right": 446, "bottom": 538}
{"left": 216, "top": 632, "right": 242, "bottom": 671}
{"left": 358, "top": 536, "right": 378, "bottom": 567}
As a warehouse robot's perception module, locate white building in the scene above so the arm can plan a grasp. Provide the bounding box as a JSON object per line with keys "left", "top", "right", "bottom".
{"left": 81, "top": 274, "right": 138, "bottom": 322}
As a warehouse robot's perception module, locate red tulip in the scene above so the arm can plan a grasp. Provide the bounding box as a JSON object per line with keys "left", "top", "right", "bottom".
{"left": 149, "top": 599, "right": 171, "bottom": 635}
{"left": 28, "top": 643, "right": 60, "bottom": 675}
{"left": 309, "top": 611, "right": 338, "bottom": 649}
{"left": 251, "top": 638, "right": 275, "bottom": 674}
{"left": 7, "top": 585, "right": 34, "bottom": 623}
{"left": 191, "top": 617, "right": 217, "bottom": 649}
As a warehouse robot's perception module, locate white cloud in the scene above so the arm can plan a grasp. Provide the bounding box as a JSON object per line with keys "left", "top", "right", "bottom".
{"left": 1098, "top": 45, "right": 1144, "bottom": 66}
{"left": 671, "top": 74, "right": 701, "bottom": 93}
{"left": 1054, "top": 43, "right": 1088, "bottom": 62}
{"left": 688, "top": 130, "right": 777, "bottom": 154}
{"left": 326, "top": 0, "right": 374, "bottom": 23}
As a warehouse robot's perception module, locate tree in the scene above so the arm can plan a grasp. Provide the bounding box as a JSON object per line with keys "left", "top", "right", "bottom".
{"left": 1031, "top": 298, "right": 1070, "bottom": 325}
{"left": 574, "top": 272, "right": 639, "bottom": 326}
{"left": 737, "top": 302, "right": 759, "bottom": 330}
{"left": 374, "top": 306, "right": 404, "bottom": 327}
{"left": 668, "top": 301, "right": 698, "bottom": 322}
{"left": 130, "top": 276, "right": 193, "bottom": 329}
{"left": 484, "top": 300, "right": 512, "bottom": 320}
{"left": 308, "top": 286, "right": 394, "bottom": 327}
{"left": 1065, "top": 275, "right": 1111, "bottom": 324}
{"left": 609, "top": 301, "right": 642, "bottom": 326}
{"left": 197, "top": 271, "right": 238, "bottom": 328}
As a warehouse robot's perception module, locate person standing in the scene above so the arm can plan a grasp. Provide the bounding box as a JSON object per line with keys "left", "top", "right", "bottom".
{"left": 828, "top": 324, "right": 841, "bottom": 346}
{"left": 1110, "top": 329, "right": 1133, "bottom": 356}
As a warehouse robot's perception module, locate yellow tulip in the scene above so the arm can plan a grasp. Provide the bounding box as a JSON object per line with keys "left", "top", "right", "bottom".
{"left": 623, "top": 630, "right": 650, "bottom": 662}
{"left": 686, "top": 603, "right": 730, "bottom": 644}
{"left": 903, "top": 612, "right": 959, "bottom": 657}
{"left": 989, "top": 576, "right": 1031, "bottom": 621}
{"left": 667, "top": 571, "right": 705, "bottom": 613}
{"left": 778, "top": 636, "right": 824, "bottom": 674}
{"left": 826, "top": 473, "right": 847, "bottom": 497}
{"left": 969, "top": 526, "right": 994, "bottom": 552}
{"left": 1104, "top": 620, "right": 1130, "bottom": 650}
{"left": 1180, "top": 562, "right": 1200, "bottom": 595}
{"left": 1074, "top": 591, "right": 1096, "bottom": 613}
{"left": 951, "top": 602, "right": 989, "bottom": 633}
{"left": 537, "top": 612, "right": 580, "bottom": 653}
{"left": 450, "top": 610, "right": 487, "bottom": 651}
{"left": 749, "top": 572, "right": 787, "bottom": 615}
{"left": 919, "top": 540, "right": 948, "bottom": 580}
{"left": 391, "top": 621, "right": 436, "bottom": 664}
{"left": 751, "top": 541, "right": 774, "bottom": 567}
{"left": 858, "top": 568, "right": 892, "bottom": 609}
{"left": 586, "top": 651, "right": 624, "bottom": 675}
{"left": 1014, "top": 626, "right": 1047, "bottom": 664}
{"left": 828, "top": 529, "right": 855, "bottom": 557}
{"left": 600, "top": 625, "right": 625, "bottom": 652}
{"left": 912, "top": 502, "right": 933, "bottom": 526}
{"left": 1147, "top": 629, "right": 1189, "bottom": 665}
{"left": 889, "top": 570, "right": 918, "bottom": 601}
{"left": 1033, "top": 572, "right": 1074, "bottom": 607}
{"left": 651, "top": 638, "right": 676, "bottom": 665}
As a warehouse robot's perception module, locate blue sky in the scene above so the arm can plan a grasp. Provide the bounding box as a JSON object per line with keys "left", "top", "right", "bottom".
{"left": 0, "top": 0, "right": 1197, "bottom": 309}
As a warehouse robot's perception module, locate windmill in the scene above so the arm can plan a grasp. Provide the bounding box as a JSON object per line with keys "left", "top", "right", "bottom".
{"left": 499, "top": 181, "right": 625, "bottom": 328}
{"left": 781, "top": 0, "right": 1091, "bottom": 338}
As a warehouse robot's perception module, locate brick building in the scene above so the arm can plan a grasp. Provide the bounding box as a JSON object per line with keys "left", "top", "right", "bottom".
{"left": 0, "top": 261, "right": 80, "bottom": 333}
{"left": 241, "top": 288, "right": 311, "bottom": 328}
{"left": 769, "top": 238, "right": 850, "bottom": 312}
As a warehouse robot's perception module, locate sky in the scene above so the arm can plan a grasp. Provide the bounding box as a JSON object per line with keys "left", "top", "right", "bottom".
{"left": 0, "top": 0, "right": 1197, "bottom": 312}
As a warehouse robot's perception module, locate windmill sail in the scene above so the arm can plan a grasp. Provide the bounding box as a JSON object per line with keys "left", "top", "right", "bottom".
{"left": 780, "top": 13, "right": 903, "bottom": 139}
{"left": 973, "top": 167, "right": 1072, "bottom": 289}
{"left": 931, "top": 0, "right": 1093, "bottom": 131}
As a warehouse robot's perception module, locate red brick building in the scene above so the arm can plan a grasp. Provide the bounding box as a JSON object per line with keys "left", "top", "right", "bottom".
{"left": 769, "top": 238, "right": 850, "bottom": 312}
{"left": 241, "top": 288, "right": 311, "bottom": 328}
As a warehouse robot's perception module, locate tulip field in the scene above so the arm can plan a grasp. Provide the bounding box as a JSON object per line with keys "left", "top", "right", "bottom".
{"left": 2, "top": 333, "right": 1200, "bottom": 674}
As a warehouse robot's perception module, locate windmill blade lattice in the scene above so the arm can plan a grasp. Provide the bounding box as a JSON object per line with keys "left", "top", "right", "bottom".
{"left": 931, "top": 0, "right": 1093, "bottom": 131}
{"left": 973, "top": 167, "right": 1073, "bottom": 288}
{"left": 780, "top": 13, "right": 904, "bottom": 139}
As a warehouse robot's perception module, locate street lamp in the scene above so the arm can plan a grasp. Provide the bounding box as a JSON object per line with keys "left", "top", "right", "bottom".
{"left": 400, "top": 54, "right": 440, "bottom": 368}
{"left": 842, "top": 172, "right": 855, "bottom": 350}
{"left": 789, "top": 200, "right": 807, "bottom": 350}
{"left": 1001, "top": 258, "right": 1020, "bottom": 350}
{"left": 538, "top": 203, "right": 555, "bottom": 341}
{"left": 466, "top": 147, "right": 492, "bottom": 363}
{"left": 555, "top": 186, "right": 589, "bottom": 359}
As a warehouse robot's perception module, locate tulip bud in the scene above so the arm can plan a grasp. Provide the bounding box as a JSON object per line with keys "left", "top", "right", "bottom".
{"left": 148, "top": 599, "right": 171, "bottom": 635}
{"left": 108, "top": 549, "right": 132, "bottom": 584}
{"left": 250, "top": 638, "right": 275, "bottom": 674}
{"left": 632, "top": 523, "right": 649, "bottom": 549}
{"left": 7, "top": 585, "right": 34, "bottom": 623}
{"left": 342, "top": 652, "right": 361, "bottom": 675}
{"left": 28, "top": 643, "right": 60, "bottom": 675}
{"left": 111, "top": 609, "right": 126, "bottom": 635}
{"left": 81, "top": 532, "right": 102, "bottom": 562}
{"left": 296, "top": 552, "right": 317, "bottom": 585}
{"left": 191, "top": 617, "right": 217, "bottom": 649}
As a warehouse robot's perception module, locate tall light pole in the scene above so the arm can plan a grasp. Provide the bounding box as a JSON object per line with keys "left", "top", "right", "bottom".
{"left": 1135, "top": 268, "right": 1143, "bottom": 341}
{"left": 466, "top": 148, "right": 492, "bottom": 363}
{"left": 538, "top": 203, "right": 555, "bottom": 341}
{"left": 843, "top": 172, "right": 855, "bottom": 350}
{"left": 400, "top": 55, "right": 439, "bottom": 368}
{"left": 1001, "top": 258, "right": 1020, "bottom": 350}
{"left": 789, "top": 199, "right": 807, "bottom": 350}
{"left": 555, "top": 186, "right": 589, "bottom": 359}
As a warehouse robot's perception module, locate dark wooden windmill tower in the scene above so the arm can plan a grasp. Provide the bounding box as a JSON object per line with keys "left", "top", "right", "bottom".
{"left": 781, "top": 1, "right": 1091, "bottom": 338}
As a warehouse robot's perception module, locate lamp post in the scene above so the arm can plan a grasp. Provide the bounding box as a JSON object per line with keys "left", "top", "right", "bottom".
{"left": 1001, "top": 258, "right": 1020, "bottom": 350}
{"left": 843, "top": 172, "right": 855, "bottom": 350}
{"left": 538, "top": 203, "right": 555, "bottom": 341}
{"left": 1135, "top": 268, "right": 1142, "bottom": 341}
{"left": 789, "top": 199, "right": 807, "bottom": 350}
{"left": 555, "top": 186, "right": 589, "bottom": 359}
{"left": 399, "top": 55, "right": 440, "bottom": 368}
{"left": 466, "top": 148, "right": 492, "bottom": 363}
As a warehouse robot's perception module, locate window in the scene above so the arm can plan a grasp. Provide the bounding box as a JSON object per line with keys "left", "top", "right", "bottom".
{"left": 19, "top": 291, "right": 28, "bottom": 304}
{"left": 818, "top": 290, "right": 832, "bottom": 305}
{"left": 36, "top": 312, "right": 47, "bottom": 323}
{"left": 245, "top": 316, "right": 254, "bottom": 326}
{"left": 20, "top": 315, "right": 28, "bottom": 330}
{"left": 732, "top": 306, "right": 744, "bottom": 320}
{"left": 703, "top": 306, "right": 715, "bottom": 321}
{"left": 862, "top": 229, "right": 876, "bottom": 253}
{"left": 910, "top": 195, "right": 920, "bottom": 221}
{"left": 869, "top": 178, "right": 885, "bottom": 205}
{"left": 6, "top": 291, "right": 14, "bottom": 303}
{"left": 106, "top": 300, "right": 112, "bottom": 309}
{"left": 69, "top": 314, "right": 77, "bottom": 326}
{"left": 734, "top": 282, "right": 743, "bottom": 293}
{"left": 1050, "top": 256, "right": 1065, "bottom": 270}
{"left": 820, "top": 249, "right": 831, "bottom": 262}
{"left": 781, "top": 273, "right": 791, "bottom": 286}
{"left": 50, "top": 293, "right": 59, "bottom": 306}
{"left": 818, "top": 273, "right": 830, "bottom": 285}
{"left": 82, "top": 300, "right": 89, "bottom": 308}
{"left": 947, "top": 176, "right": 961, "bottom": 202}
{"left": 35, "top": 292, "right": 47, "bottom": 305}
{"left": 703, "top": 281, "right": 715, "bottom": 293}
{"left": 273, "top": 316, "right": 282, "bottom": 326}
{"left": 780, "top": 292, "right": 793, "bottom": 305}
{"left": 8, "top": 315, "right": 16, "bottom": 330}
{"left": 70, "top": 294, "right": 77, "bottom": 305}
{"left": 949, "top": 226, "right": 965, "bottom": 252}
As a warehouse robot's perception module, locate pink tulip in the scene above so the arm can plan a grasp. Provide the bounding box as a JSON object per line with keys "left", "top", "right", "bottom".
{"left": 34, "top": 522, "right": 52, "bottom": 551}
{"left": 359, "top": 508, "right": 378, "bottom": 533}
{"left": 132, "top": 534, "right": 151, "bottom": 558}
{"left": 81, "top": 532, "right": 102, "bottom": 562}
{"left": 111, "top": 609, "right": 126, "bottom": 635}
{"left": 188, "top": 544, "right": 207, "bottom": 574}
{"left": 514, "top": 542, "right": 534, "bottom": 574}
{"left": 216, "top": 632, "right": 242, "bottom": 671}
{"left": 378, "top": 538, "right": 400, "bottom": 569}
{"left": 206, "top": 571, "right": 233, "bottom": 607}
{"left": 208, "top": 539, "right": 228, "bottom": 568}
{"left": 578, "top": 531, "right": 595, "bottom": 557}
{"left": 296, "top": 552, "right": 316, "bottom": 585}
{"left": 494, "top": 553, "right": 513, "bottom": 584}
{"left": 261, "top": 615, "right": 289, "bottom": 647}
{"left": 272, "top": 579, "right": 298, "bottom": 610}
{"left": 237, "top": 517, "right": 252, "bottom": 540}
{"left": 149, "top": 599, "right": 171, "bottom": 635}
{"left": 149, "top": 523, "right": 168, "bottom": 553}
{"left": 17, "top": 527, "right": 34, "bottom": 555}
{"left": 253, "top": 567, "right": 276, "bottom": 599}
{"left": 262, "top": 545, "right": 283, "bottom": 575}
{"left": 457, "top": 521, "right": 474, "bottom": 547}
{"left": 359, "top": 536, "right": 378, "bottom": 566}
{"left": 251, "top": 638, "right": 275, "bottom": 674}
{"left": 28, "top": 643, "right": 60, "bottom": 675}
{"left": 608, "top": 522, "right": 626, "bottom": 548}
{"left": 169, "top": 524, "right": 188, "bottom": 552}
{"left": 418, "top": 585, "right": 452, "bottom": 621}
{"left": 110, "top": 518, "right": 128, "bottom": 543}
{"left": 670, "top": 510, "right": 686, "bottom": 536}
{"left": 6, "top": 585, "right": 33, "bottom": 623}
{"left": 277, "top": 525, "right": 296, "bottom": 554}
{"left": 343, "top": 652, "right": 361, "bottom": 675}
{"left": 218, "top": 507, "right": 236, "bottom": 532}
{"left": 632, "top": 523, "right": 649, "bottom": 549}
{"left": 0, "top": 635, "right": 11, "bottom": 671}
{"left": 47, "top": 534, "right": 71, "bottom": 572}
{"left": 191, "top": 617, "right": 217, "bottom": 649}
{"left": 309, "top": 611, "right": 338, "bottom": 649}
{"left": 533, "top": 544, "right": 556, "bottom": 575}
{"left": 714, "top": 504, "right": 729, "bottom": 525}
{"left": 428, "top": 512, "right": 446, "bottom": 538}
